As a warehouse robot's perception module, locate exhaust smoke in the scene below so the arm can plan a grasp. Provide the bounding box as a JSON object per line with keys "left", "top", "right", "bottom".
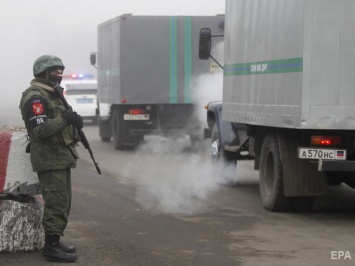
{"left": 122, "top": 41, "right": 258, "bottom": 215}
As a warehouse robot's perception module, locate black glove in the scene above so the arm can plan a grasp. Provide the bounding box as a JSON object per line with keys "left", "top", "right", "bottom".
{"left": 75, "top": 113, "right": 84, "bottom": 129}
{"left": 62, "top": 110, "right": 76, "bottom": 124}
{"left": 62, "top": 111, "right": 84, "bottom": 129}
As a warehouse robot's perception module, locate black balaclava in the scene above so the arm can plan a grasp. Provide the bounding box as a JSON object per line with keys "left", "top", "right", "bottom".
{"left": 47, "top": 67, "right": 63, "bottom": 86}
{"left": 35, "top": 67, "right": 63, "bottom": 87}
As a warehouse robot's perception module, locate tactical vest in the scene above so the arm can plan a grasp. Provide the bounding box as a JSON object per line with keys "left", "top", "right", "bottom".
{"left": 19, "top": 84, "right": 79, "bottom": 172}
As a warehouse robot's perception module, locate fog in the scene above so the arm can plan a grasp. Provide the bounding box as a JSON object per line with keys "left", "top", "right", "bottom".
{"left": 0, "top": 1, "right": 253, "bottom": 215}
{"left": 0, "top": 0, "right": 225, "bottom": 125}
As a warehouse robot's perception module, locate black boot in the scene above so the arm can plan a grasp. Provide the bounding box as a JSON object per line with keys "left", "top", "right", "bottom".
{"left": 43, "top": 235, "right": 77, "bottom": 262}
{"left": 44, "top": 234, "right": 77, "bottom": 254}
{"left": 58, "top": 241, "right": 77, "bottom": 254}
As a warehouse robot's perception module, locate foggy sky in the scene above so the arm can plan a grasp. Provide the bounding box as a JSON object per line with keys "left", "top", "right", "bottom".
{"left": 0, "top": 0, "right": 225, "bottom": 125}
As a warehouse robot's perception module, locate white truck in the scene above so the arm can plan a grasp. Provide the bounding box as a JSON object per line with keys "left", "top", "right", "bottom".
{"left": 90, "top": 14, "right": 224, "bottom": 149}
{"left": 200, "top": 0, "right": 355, "bottom": 211}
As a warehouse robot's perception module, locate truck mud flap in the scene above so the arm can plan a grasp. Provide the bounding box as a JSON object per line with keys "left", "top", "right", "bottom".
{"left": 283, "top": 161, "right": 327, "bottom": 197}
{"left": 278, "top": 131, "right": 327, "bottom": 197}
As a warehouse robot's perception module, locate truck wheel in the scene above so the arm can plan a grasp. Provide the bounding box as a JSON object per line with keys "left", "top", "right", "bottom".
{"left": 112, "top": 110, "right": 124, "bottom": 150}
{"left": 211, "top": 124, "right": 237, "bottom": 186}
{"left": 99, "top": 118, "right": 112, "bottom": 143}
{"left": 259, "top": 133, "right": 290, "bottom": 211}
{"left": 211, "top": 124, "right": 224, "bottom": 162}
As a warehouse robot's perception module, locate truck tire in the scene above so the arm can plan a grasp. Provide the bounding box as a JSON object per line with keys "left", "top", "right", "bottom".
{"left": 211, "top": 124, "right": 220, "bottom": 162}
{"left": 99, "top": 118, "right": 112, "bottom": 143}
{"left": 212, "top": 124, "right": 234, "bottom": 162}
{"left": 112, "top": 109, "right": 124, "bottom": 150}
{"left": 259, "top": 133, "right": 290, "bottom": 211}
{"left": 211, "top": 124, "right": 237, "bottom": 186}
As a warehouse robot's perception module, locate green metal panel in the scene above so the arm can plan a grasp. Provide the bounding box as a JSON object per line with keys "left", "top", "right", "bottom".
{"left": 183, "top": 17, "right": 192, "bottom": 103}
{"left": 169, "top": 17, "right": 178, "bottom": 104}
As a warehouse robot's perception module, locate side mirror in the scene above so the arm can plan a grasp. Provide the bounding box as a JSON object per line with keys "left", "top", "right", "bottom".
{"left": 199, "top": 28, "right": 212, "bottom": 60}
{"left": 90, "top": 52, "right": 97, "bottom": 66}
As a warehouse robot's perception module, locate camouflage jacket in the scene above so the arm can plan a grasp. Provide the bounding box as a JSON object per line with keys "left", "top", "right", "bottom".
{"left": 19, "top": 78, "right": 79, "bottom": 172}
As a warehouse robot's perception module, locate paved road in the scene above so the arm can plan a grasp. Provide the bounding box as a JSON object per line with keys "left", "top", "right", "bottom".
{"left": 1, "top": 125, "right": 355, "bottom": 265}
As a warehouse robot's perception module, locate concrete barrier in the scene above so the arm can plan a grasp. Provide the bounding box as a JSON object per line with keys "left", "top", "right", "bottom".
{"left": 0, "top": 126, "right": 44, "bottom": 252}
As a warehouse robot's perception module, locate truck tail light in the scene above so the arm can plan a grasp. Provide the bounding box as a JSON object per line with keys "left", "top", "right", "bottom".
{"left": 311, "top": 136, "right": 341, "bottom": 146}
{"left": 129, "top": 109, "right": 145, "bottom": 115}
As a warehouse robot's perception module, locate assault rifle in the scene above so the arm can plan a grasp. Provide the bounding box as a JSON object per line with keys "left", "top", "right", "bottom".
{"left": 54, "top": 85, "right": 101, "bottom": 175}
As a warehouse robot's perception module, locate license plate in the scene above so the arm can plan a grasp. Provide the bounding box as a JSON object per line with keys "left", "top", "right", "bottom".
{"left": 124, "top": 114, "right": 149, "bottom": 120}
{"left": 77, "top": 98, "right": 94, "bottom": 104}
{"left": 298, "top": 148, "right": 346, "bottom": 160}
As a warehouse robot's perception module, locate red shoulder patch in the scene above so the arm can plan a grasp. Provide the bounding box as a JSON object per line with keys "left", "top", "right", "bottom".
{"left": 32, "top": 103, "right": 44, "bottom": 115}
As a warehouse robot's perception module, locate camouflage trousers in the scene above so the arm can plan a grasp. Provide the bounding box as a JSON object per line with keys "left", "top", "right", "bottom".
{"left": 38, "top": 168, "right": 72, "bottom": 236}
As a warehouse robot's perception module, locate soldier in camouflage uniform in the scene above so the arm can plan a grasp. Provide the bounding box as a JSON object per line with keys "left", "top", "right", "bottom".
{"left": 19, "top": 55, "right": 83, "bottom": 263}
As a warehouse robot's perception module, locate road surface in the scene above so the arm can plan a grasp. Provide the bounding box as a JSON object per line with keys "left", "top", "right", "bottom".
{"left": 1, "top": 125, "right": 355, "bottom": 265}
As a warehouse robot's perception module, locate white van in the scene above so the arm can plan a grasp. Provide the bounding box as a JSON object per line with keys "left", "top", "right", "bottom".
{"left": 61, "top": 75, "right": 98, "bottom": 123}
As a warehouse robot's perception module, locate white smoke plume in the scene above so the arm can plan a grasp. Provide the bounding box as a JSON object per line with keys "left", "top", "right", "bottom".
{"left": 122, "top": 41, "right": 258, "bottom": 215}
{"left": 124, "top": 137, "right": 258, "bottom": 215}
{"left": 191, "top": 41, "right": 224, "bottom": 124}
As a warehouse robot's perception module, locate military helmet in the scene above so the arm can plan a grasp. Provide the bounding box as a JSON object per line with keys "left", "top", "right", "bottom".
{"left": 33, "top": 55, "right": 65, "bottom": 76}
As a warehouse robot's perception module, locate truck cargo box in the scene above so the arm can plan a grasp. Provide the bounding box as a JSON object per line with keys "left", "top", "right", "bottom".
{"left": 223, "top": 0, "right": 355, "bottom": 130}
{"left": 97, "top": 14, "right": 224, "bottom": 105}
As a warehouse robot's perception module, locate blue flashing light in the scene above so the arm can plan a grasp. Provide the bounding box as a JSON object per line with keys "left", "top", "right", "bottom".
{"left": 63, "top": 73, "right": 94, "bottom": 79}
